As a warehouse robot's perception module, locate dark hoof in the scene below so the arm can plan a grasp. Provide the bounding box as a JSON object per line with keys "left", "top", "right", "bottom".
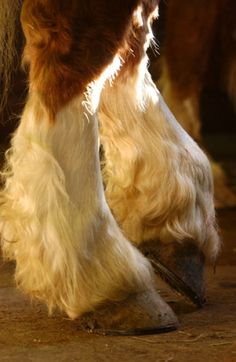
{"left": 140, "top": 241, "right": 205, "bottom": 308}
{"left": 78, "top": 288, "right": 178, "bottom": 335}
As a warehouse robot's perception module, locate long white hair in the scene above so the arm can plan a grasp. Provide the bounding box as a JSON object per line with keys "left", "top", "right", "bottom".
{"left": 0, "top": 0, "right": 22, "bottom": 113}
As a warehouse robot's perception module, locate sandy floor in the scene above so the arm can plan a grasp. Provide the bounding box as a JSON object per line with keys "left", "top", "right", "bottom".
{"left": 0, "top": 208, "right": 235, "bottom": 362}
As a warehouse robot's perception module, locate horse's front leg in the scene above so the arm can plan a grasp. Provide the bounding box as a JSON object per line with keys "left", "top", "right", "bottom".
{"left": 0, "top": 0, "right": 177, "bottom": 334}
{"left": 99, "top": 0, "right": 220, "bottom": 306}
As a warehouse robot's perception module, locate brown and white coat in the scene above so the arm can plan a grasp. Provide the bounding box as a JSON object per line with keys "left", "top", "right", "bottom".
{"left": 0, "top": 0, "right": 219, "bottom": 322}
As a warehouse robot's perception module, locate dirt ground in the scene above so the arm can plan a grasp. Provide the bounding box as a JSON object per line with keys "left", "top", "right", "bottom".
{"left": 0, "top": 206, "right": 235, "bottom": 362}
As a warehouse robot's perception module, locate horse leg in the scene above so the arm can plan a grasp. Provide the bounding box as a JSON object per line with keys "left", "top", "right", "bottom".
{"left": 0, "top": 0, "right": 177, "bottom": 334}
{"left": 99, "top": 0, "right": 220, "bottom": 306}
{"left": 158, "top": 0, "right": 236, "bottom": 208}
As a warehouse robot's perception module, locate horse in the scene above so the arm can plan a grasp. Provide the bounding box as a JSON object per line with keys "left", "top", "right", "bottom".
{"left": 0, "top": 0, "right": 220, "bottom": 335}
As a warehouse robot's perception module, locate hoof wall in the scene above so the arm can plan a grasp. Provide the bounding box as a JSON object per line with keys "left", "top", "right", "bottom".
{"left": 140, "top": 241, "right": 205, "bottom": 308}
{"left": 78, "top": 289, "right": 178, "bottom": 336}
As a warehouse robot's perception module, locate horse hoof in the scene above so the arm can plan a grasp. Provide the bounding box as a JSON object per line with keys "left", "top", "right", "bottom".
{"left": 78, "top": 288, "right": 178, "bottom": 335}
{"left": 140, "top": 241, "right": 205, "bottom": 308}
